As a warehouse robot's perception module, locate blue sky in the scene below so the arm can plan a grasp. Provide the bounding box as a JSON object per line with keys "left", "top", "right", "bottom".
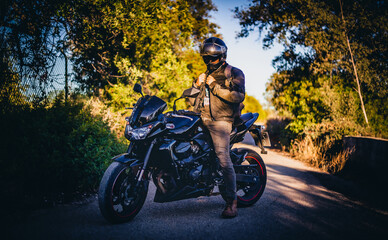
{"left": 211, "top": 0, "right": 283, "bottom": 106}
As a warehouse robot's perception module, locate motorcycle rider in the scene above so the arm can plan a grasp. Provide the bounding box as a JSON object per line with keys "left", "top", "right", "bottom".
{"left": 193, "top": 37, "right": 245, "bottom": 218}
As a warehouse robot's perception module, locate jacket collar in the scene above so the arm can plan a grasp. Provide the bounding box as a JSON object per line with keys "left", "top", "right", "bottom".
{"left": 209, "top": 62, "right": 228, "bottom": 76}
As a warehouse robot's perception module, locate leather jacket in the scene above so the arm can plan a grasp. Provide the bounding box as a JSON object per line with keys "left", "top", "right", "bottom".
{"left": 193, "top": 62, "right": 245, "bottom": 122}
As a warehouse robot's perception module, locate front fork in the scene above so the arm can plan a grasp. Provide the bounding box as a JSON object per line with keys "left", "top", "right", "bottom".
{"left": 135, "top": 139, "right": 157, "bottom": 187}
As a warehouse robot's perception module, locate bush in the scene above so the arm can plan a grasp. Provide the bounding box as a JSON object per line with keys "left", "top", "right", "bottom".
{"left": 0, "top": 96, "right": 127, "bottom": 216}
{"left": 266, "top": 116, "right": 364, "bottom": 174}
{"left": 289, "top": 119, "right": 363, "bottom": 174}
{"left": 265, "top": 117, "right": 294, "bottom": 149}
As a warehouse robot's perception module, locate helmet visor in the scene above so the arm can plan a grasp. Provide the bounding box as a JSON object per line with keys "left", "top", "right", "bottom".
{"left": 200, "top": 42, "right": 227, "bottom": 57}
{"left": 202, "top": 55, "right": 221, "bottom": 65}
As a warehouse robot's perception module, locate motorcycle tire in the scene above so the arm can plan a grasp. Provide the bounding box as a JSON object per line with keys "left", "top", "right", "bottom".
{"left": 98, "top": 161, "right": 148, "bottom": 223}
{"left": 220, "top": 148, "right": 267, "bottom": 207}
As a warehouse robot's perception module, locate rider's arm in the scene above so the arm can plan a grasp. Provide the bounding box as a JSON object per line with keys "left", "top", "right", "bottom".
{"left": 209, "top": 68, "right": 245, "bottom": 103}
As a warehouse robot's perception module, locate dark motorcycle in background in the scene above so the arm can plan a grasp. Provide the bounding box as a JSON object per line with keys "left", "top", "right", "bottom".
{"left": 98, "top": 83, "right": 267, "bottom": 223}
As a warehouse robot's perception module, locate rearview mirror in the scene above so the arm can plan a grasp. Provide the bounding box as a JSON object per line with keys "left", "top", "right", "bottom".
{"left": 173, "top": 88, "right": 201, "bottom": 113}
{"left": 181, "top": 87, "right": 200, "bottom": 98}
{"left": 133, "top": 83, "right": 142, "bottom": 94}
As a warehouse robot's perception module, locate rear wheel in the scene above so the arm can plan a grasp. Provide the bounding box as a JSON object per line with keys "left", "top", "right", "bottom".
{"left": 98, "top": 162, "right": 148, "bottom": 223}
{"left": 221, "top": 148, "right": 267, "bottom": 207}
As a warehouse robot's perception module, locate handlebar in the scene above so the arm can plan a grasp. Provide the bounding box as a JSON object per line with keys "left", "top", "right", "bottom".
{"left": 165, "top": 110, "right": 200, "bottom": 118}
{"left": 169, "top": 113, "right": 194, "bottom": 121}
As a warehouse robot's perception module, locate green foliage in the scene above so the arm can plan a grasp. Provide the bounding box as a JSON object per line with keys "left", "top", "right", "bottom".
{"left": 2, "top": 0, "right": 218, "bottom": 103}
{"left": 365, "top": 97, "right": 388, "bottom": 138}
{"left": 104, "top": 82, "right": 138, "bottom": 112}
{"left": 64, "top": 0, "right": 217, "bottom": 92}
{"left": 266, "top": 67, "right": 385, "bottom": 137}
{"left": 237, "top": 0, "right": 387, "bottom": 137}
{"left": 104, "top": 51, "right": 193, "bottom": 113}
{"left": 266, "top": 70, "right": 326, "bottom": 134}
{"left": 57, "top": 0, "right": 217, "bottom": 113}
{"left": 179, "top": 48, "right": 207, "bottom": 83}
{"left": 0, "top": 61, "right": 30, "bottom": 112}
{"left": 0, "top": 97, "right": 126, "bottom": 213}
{"left": 147, "top": 48, "right": 192, "bottom": 110}
{"left": 236, "top": 0, "right": 387, "bottom": 85}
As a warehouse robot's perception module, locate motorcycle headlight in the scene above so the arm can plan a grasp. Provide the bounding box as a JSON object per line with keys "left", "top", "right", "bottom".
{"left": 126, "top": 124, "right": 153, "bottom": 140}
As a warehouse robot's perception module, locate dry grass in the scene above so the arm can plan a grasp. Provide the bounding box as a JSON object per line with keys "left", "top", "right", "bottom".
{"left": 325, "top": 146, "right": 355, "bottom": 173}
{"left": 290, "top": 136, "right": 355, "bottom": 174}
{"left": 290, "top": 136, "right": 324, "bottom": 168}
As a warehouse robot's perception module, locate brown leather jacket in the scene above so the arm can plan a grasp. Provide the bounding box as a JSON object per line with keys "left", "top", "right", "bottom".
{"left": 193, "top": 63, "right": 245, "bottom": 122}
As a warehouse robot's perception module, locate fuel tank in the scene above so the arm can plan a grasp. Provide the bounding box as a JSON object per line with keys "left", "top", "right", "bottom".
{"left": 165, "top": 114, "right": 200, "bottom": 137}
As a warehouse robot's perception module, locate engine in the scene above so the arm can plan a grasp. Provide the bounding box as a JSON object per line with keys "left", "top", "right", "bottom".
{"left": 173, "top": 141, "right": 208, "bottom": 182}
{"left": 174, "top": 141, "right": 200, "bottom": 160}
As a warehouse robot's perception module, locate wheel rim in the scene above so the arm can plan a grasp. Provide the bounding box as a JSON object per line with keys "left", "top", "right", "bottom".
{"left": 237, "top": 155, "right": 264, "bottom": 202}
{"left": 111, "top": 167, "right": 141, "bottom": 218}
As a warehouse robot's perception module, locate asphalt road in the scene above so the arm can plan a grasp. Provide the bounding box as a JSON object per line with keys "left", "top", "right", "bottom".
{"left": 7, "top": 143, "right": 388, "bottom": 240}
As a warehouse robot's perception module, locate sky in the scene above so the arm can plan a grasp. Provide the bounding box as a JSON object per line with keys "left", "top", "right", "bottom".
{"left": 211, "top": 0, "right": 283, "bottom": 106}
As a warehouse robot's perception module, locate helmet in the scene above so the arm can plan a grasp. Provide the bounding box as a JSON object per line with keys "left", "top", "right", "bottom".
{"left": 200, "top": 37, "right": 227, "bottom": 71}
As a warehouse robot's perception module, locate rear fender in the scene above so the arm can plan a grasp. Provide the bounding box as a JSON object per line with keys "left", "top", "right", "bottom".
{"left": 231, "top": 113, "right": 259, "bottom": 144}
{"left": 244, "top": 113, "right": 259, "bottom": 131}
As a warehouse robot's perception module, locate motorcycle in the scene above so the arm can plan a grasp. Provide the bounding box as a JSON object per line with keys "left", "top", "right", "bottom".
{"left": 98, "top": 83, "right": 267, "bottom": 223}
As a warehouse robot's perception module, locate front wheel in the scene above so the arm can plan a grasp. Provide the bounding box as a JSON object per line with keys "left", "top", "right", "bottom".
{"left": 220, "top": 148, "right": 267, "bottom": 207}
{"left": 98, "top": 161, "right": 148, "bottom": 223}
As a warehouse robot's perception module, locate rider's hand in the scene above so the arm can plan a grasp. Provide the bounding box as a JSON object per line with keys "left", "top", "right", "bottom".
{"left": 206, "top": 75, "right": 216, "bottom": 85}
{"left": 196, "top": 73, "right": 206, "bottom": 86}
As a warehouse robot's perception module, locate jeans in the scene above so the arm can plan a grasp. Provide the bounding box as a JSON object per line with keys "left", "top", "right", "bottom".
{"left": 202, "top": 119, "right": 236, "bottom": 200}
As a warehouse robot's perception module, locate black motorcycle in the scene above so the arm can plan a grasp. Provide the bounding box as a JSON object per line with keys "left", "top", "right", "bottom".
{"left": 98, "top": 83, "right": 267, "bottom": 223}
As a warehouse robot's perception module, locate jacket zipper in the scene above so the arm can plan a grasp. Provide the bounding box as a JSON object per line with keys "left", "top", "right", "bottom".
{"left": 206, "top": 84, "right": 215, "bottom": 121}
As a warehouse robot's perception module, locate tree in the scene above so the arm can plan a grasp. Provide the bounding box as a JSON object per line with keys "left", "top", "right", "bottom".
{"left": 1, "top": 0, "right": 219, "bottom": 106}
{"left": 63, "top": 0, "right": 218, "bottom": 94}
{"left": 1, "top": 0, "right": 69, "bottom": 103}
{"left": 235, "top": 0, "right": 387, "bottom": 134}
{"left": 186, "top": 0, "right": 220, "bottom": 43}
{"left": 242, "top": 94, "right": 267, "bottom": 121}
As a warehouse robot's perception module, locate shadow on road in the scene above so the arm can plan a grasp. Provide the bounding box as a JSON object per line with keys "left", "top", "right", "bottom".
{"left": 5, "top": 147, "right": 388, "bottom": 240}
{"left": 262, "top": 161, "right": 388, "bottom": 240}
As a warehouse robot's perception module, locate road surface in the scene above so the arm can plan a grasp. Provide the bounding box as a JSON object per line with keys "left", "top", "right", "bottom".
{"left": 7, "top": 143, "right": 388, "bottom": 240}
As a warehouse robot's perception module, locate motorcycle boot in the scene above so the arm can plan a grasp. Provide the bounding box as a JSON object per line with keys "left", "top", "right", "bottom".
{"left": 221, "top": 199, "right": 238, "bottom": 218}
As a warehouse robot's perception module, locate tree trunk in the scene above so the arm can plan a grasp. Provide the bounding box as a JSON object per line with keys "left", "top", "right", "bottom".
{"left": 339, "top": 0, "right": 369, "bottom": 125}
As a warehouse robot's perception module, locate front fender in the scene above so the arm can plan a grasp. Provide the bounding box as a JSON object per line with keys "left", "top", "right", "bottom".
{"left": 111, "top": 153, "right": 137, "bottom": 164}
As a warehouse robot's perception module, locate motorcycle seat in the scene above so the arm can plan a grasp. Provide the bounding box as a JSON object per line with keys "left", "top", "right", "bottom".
{"left": 231, "top": 113, "right": 255, "bottom": 137}
{"left": 240, "top": 112, "right": 253, "bottom": 123}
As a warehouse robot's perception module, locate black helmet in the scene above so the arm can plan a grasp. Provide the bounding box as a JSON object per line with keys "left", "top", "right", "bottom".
{"left": 200, "top": 37, "right": 227, "bottom": 71}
